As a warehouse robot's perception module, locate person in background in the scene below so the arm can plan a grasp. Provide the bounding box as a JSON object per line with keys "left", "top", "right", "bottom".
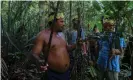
{"left": 93, "top": 24, "right": 100, "bottom": 34}
{"left": 87, "top": 24, "right": 100, "bottom": 66}
{"left": 71, "top": 15, "right": 87, "bottom": 55}
{"left": 119, "top": 32, "right": 126, "bottom": 60}
{"left": 97, "top": 19, "right": 124, "bottom": 80}
{"left": 69, "top": 15, "right": 87, "bottom": 79}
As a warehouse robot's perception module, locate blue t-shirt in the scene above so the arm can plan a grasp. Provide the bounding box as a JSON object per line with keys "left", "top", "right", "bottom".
{"left": 97, "top": 33, "right": 126, "bottom": 72}
{"left": 120, "top": 37, "right": 126, "bottom": 48}
{"left": 71, "top": 28, "right": 85, "bottom": 44}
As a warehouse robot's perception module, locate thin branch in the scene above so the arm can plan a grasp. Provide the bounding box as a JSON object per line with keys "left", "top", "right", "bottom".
{"left": 5, "top": 31, "right": 21, "bottom": 52}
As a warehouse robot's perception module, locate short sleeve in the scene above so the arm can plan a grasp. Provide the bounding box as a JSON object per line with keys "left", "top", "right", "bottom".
{"left": 81, "top": 28, "right": 85, "bottom": 40}
{"left": 113, "top": 37, "right": 121, "bottom": 49}
{"left": 120, "top": 38, "right": 126, "bottom": 48}
{"left": 71, "top": 31, "right": 77, "bottom": 44}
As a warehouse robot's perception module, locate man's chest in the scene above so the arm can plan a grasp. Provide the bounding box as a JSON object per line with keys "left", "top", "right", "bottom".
{"left": 44, "top": 34, "right": 67, "bottom": 48}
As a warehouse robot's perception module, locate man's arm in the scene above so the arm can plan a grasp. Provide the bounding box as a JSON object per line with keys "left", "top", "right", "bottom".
{"left": 112, "top": 48, "right": 121, "bottom": 55}
{"left": 32, "top": 32, "right": 49, "bottom": 71}
{"left": 112, "top": 37, "right": 125, "bottom": 55}
{"left": 31, "top": 32, "right": 45, "bottom": 60}
{"left": 67, "top": 38, "right": 85, "bottom": 52}
{"left": 67, "top": 44, "right": 76, "bottom": 51}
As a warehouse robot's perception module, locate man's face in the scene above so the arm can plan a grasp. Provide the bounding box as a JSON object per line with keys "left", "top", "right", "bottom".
{"left": 55, "top": 18, "right": 64, "bottom": 32}
{"left": 104, "top": 25, "right": 114, "bottom": 31}
{"left": 88, "top": 24, "right": 90, "bottom": 29}
{"left": 94, "top": 28, "right": 99, "bottom": 33}
{"left": 73, "top": 19, "right": 78, "bottom": 29}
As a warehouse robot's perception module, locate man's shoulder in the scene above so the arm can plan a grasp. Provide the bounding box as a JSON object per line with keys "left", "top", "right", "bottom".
{"left": 36, "top": 29, "right": 50, "bottom": 39}
{"left": 72, "top": 29, "right": 77, "bottom": 32}
{"left": 39, "top": 29, "right": 50, "bottom": 35}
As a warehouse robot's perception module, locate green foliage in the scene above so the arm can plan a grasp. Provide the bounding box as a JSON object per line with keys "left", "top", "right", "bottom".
{"left": 1, "top": 1, "right": 133, "bottom": 80}
{"left": 92, "top": 1, "right": 102, "bottom": 11}
{"left": 2, "top": 1, "right": 133, "bottom": 54}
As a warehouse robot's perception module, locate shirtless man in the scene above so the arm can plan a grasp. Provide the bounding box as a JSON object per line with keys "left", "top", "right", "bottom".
{"left": 31, "top": 12, "right": 76, "bottom": 80}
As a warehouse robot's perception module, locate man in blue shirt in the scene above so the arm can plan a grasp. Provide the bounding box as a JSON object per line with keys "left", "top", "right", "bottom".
{"left": 71, "top": 16, "right": 86, "bottom": 55}
{"left": 97, "top": 19, "right": 124, "bottom": 80}
{"left": 69, "top": 16, "right": 86, "bottom": 79}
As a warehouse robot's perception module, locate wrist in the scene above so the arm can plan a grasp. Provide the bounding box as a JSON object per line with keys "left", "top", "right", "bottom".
{"left": 114, "top": 49, "right": 121, "bottom": 55}
{"left": 67, "top": 44, "right": 76, "bottom": 51}
{"left": 71, "top": 44, "right": 76, "bottom": 49}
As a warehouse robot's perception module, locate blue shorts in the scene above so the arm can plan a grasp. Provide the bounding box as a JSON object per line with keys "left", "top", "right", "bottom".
{"left": 47, "top": 69, "right": 70, "bottom": 80}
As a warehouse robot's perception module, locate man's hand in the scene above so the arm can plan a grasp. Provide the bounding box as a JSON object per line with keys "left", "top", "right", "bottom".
{"left": 111, "top": 48, "right": 121, "bottom": 55}
{"left": 89, "top": 60, "right": 94, "bottom": 66}
{"left": 77, "top": 38, "right": 84, "bottom": 45}
{"left": 40, "top": 64, "right": 49, "bottom": 71}
{"left": 111, "top": 48, "right": 116, "bottom": 56}
{"left": 109, "top": 49, "right": 116, "bottom": 60}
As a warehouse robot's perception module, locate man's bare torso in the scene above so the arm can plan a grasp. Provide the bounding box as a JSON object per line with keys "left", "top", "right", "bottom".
{"left": 42, "top": 29, "right": 70, "bottom": 73}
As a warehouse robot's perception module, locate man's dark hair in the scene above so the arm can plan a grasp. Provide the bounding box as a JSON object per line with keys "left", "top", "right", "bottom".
{"left": 93, "top": 24, "right": 97, "bottom": 31}
{"left": 48, "top": 12, "right": 57, "bottom": 26}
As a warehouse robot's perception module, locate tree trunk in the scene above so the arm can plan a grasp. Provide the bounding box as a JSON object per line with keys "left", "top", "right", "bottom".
{"left": 6, "top": 1, "right": 11, "bottom": 58}
{"left": 82, "top": 1, "right": 84, "bottom": 27}
{"left": 69, "top": 1, "right": 72, "bottom": 29}
{"left": 131, "top": 57, "right": 133, "bottom": 80}
{"left": 7, "top": 1, "right": 11, "bottom": 32}
{"left": 39, "top": 1, "right": 48, "bottom": 30}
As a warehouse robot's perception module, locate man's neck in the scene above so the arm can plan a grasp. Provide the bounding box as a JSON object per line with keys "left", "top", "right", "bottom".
{"left": 104, "top": 30, "right": 114, "bottom": 32}
{"left": 50, "top": 26, "right": 58, "bottom": 33}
